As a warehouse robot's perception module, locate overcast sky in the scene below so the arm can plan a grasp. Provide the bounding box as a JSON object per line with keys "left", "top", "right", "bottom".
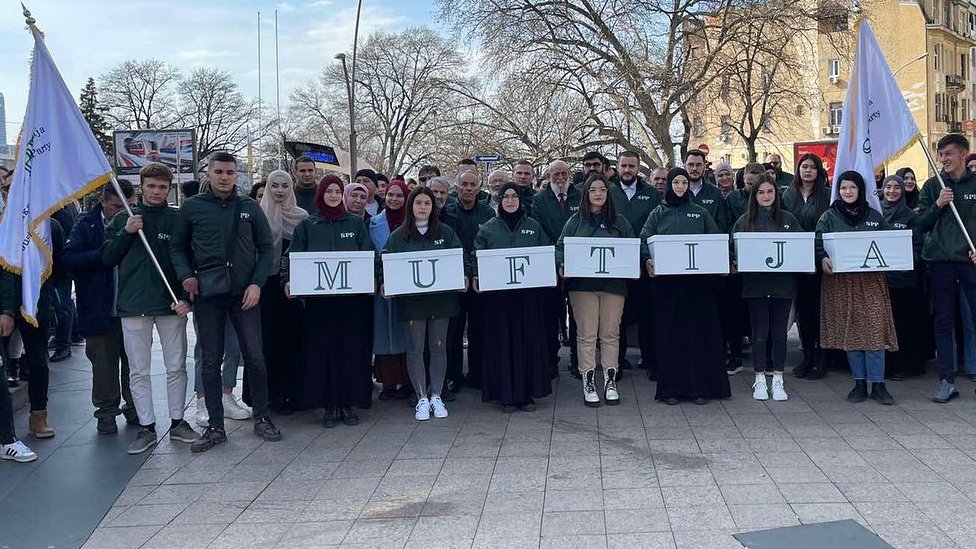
{"left": 0, "top": 0, "right": 443, "bottom": 142}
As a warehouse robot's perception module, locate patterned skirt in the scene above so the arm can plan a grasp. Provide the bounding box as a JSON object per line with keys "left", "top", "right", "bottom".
{"left": 820, "top": 272, "right": 898, "bottom": 352}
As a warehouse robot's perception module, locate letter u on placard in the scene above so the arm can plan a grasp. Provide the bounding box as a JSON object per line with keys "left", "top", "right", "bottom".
{"left": 410, "top": 259, "right": 438, "bottom": 288}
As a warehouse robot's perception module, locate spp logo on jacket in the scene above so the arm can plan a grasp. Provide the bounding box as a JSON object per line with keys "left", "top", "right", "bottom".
{"left": 240, "top": 212, "right": 251, "bottom": 220}
{"left": 701, "top": 199, "right": 715, "bottom": 205}
{"left": 686, "top": 213, "right": 701, "bottom": 219}
{"left": 637, "top": 195, "right": 651, "bottom": 201}
{"left": 520, "top": 229, "right": 535, "bottom": 235}
{"left": 157, "top": 233, "right": 171, "bottom": 241}
{"left": 865, "top": 221, "right": 879, "bottom": 227}
{"left": 433, "top": 239, "right": 445, "bottom": 245}
{"left": 340, "top": 232, "right": 355, "bottom": 238}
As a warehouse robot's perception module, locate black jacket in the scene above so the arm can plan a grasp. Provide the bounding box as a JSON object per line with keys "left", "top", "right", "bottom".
{"left": 62, "top": 204, "right": 117, "bottom": 336}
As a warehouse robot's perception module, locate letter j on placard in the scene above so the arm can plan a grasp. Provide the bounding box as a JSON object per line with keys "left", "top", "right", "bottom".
{"left": 315, "top": 261, "right": 351, "bottom": 290}
{"left": 765, "top": 241, "right": 786, "bottom": 269}
{"left": 410, "top": 259, "right": 438, "bottom": 288}
{"left": 506, "top": 255, "right": 530, "bottom": 285}
{"left": 590, "top": 246, "right": 615, "bottom": 274}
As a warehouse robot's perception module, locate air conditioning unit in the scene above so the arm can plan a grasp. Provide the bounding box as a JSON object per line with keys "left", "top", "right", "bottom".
{"left": 822, "top": 126, "right": 833, "bottom": 136}
{"left": 829, "top": 74, "right": 840, "bottom": 84}
{"left": 831, "top": 125, "right": 841, "bottom": 134}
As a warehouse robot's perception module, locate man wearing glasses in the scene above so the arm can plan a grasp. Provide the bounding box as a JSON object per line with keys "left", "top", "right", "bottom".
{"left": 764, "top": 153, "right": 794, "bottom": 188}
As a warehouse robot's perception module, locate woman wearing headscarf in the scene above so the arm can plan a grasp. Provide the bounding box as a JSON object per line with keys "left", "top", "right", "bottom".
{"left": 880, "top": 175, "right": 932, "bottom": 379}
{"left": 474, "top": 183, "right": 553, "bottom": 412}
{"left": 894, "top": 168, "right": 920, "bottom": 210}
{"left": 731, "top": 178, "right": 802, "bottom": 401}
{"left": 381, "top": 186, "right": 465, "bottom": 422}
{"left": 282, "top": 175, "right": 375, "bottom": 427}
{"left": 344, "top": 182, "right": 371, "bottom": 222}
{"left": 258, "top": 170, "right": 308, "bottom": 414}
{"left": 641, "top": 168, "right": 730, "bottom": 405}
{"left": 556, "top": 173, "right": 635, "bottom": 407}
{"left": 817, "top": 171, "right": 898, "bottom": 405}
{"left": 368, "top": 179, "right": 411, "bottom": 400}
{"left": 782, "top": 153, "right": 832, "bottom": 379}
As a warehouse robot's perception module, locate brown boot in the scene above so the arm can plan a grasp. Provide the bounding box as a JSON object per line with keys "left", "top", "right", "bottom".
{"left": 29, "top": 410, "right": 55, "bottom": 439}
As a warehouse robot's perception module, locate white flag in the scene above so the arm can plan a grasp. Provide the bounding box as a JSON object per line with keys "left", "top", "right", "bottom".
{"left": 0, "top": 28, "right": 112, "bottom": 325}
{"left": 831, "top": 20, "right": 920, "bottom": 212}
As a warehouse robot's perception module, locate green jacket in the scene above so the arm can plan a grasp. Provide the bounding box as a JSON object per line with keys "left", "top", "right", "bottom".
{"left": 690, "top": 182, "right": 727, "bottom": 230}
{"left": 815, "top": 207, "right": 892, "bottom": 264}
{"left": 556, "top": 212, "right": 635, "bottom": 296}
{"left": 102, "top": 203, "right": 189, "bottom": 316}
{"left": 294, "top": 185, "right": 317, "bottom": 213}
{"left": 474, "top": 215, "right": 550, "bottom": 251}
{"left": 724, "top": 189, "right": 749, "bottom": 234}
{"left": 531, "top": 185, "right": 581, "bottom": 243}
{"left": 782, "top": 186, "right": 830, "bottom": 232}
{"left": 639, "top": 200, "right": 721, "bottom": 262}
{"left": 170, "top": 188, "right": 274, "bottom": 296}
{"left": 610, "top": 177, "right": 662, "bottom": 239}
{"left": 917, "top": 170, "right": 976, "bottom": 262}
{"left": 447, "top": 200, "right": 494, "bottom": 252}
{"left": 381, "top": 222, "right": 464, "bottom": 321}
{"left": 883, "top": 206, "right": 921, "bottom": 289}
{"left": 280, "top": 212, "right": 374, "bottom": 285}
{"left": 731, "top": 208, "right": 802, "bottom": 299}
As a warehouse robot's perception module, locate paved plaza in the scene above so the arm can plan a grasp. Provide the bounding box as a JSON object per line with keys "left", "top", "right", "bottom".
{"left": 7, "top": 333, "right": 976, "bottom": 549}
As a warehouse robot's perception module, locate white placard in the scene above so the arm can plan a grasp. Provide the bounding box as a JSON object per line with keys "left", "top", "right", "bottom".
{"left": 382, "top": 248, "right": 466, "bottom": 296}
{"left": 289, "top": 251, "right": 375, "bottom": 295}
{"left": 734, "top": 232, "right": 816, "bottom": 273}
{"left": 476, "top": 246, "right": 557, "bottom": 292}
{"left": 647, "top": 234, "right": 730, "bottom": 275}
{"left": 822, "top": 229, "right": 913, "bottom": 273}
{"left": 563, "top": 237, "right": 640, "bottom": 279}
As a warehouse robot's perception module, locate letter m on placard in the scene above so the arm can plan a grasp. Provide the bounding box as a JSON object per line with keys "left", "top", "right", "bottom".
{"left": 860, "top": 240, "right": 888, "bottom": 269}
{"left": 315, "top": 260, "right": 351, "bottom": 290}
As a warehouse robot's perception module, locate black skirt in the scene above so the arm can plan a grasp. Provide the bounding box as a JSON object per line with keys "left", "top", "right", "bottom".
{"left": 886, "top": 284, "right": 934, "bottom": 377}
{"left": 302, "top": 295, "right": 374, "bottom": 409}
{"left": 262, "top": 274, "right": 305, "bottom": 409}
{"left": 654, "top": 275, "right": 731, "bottom": 401}
{"left": 480, "top": 288, "right": 553, "bottom": 406}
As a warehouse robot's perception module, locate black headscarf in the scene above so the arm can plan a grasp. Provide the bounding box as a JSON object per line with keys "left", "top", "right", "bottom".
{"left": 665, "top": 168, "right": 692, "bottom": 207}
{"left": 881, "top": 175, "right": 910, "bottom": 223}
{"left": 895, "top": 167, "right": 919, "bottom": 208}
{"left": 831, "top": 170, "right": 869, "bottom": 227}
{"left": 497, "top": 182, "right": 523, "bottom": 230}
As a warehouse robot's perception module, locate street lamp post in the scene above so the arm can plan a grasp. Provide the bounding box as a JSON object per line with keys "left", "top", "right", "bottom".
{"left": 336, "top": 0, "right": 363, "bottom": 179}
{"left": 893, "top": 52, "right": 928, "bottom": 77}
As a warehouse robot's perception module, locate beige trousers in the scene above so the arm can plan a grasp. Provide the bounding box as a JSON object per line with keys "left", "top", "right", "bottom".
{"left": 569, "top": 291, "right": 626, "bottom": 375}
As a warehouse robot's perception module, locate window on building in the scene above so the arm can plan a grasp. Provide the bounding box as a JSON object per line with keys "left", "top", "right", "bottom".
{"left": 828, "top": 59, "right": 841, "bottom": 80}
{"left": 962, "top": 54, "right": 968, "bottom": 79}
{"left": 720, "top": 75, "right": 730, "bottom": 99}
{"left": 935, "top": 44, "right": 942, "bottom": 72}
{"left": 795, "top": 104, "right": 804, "bottom": 116}
{"left": 936, "top": 92, "right": 943, "bottom": 121}
{"left": 761, "top": 116, "right": 772, "bottom": 133}
{"left": 720, "top": 115, "right": 732, "bottom": 141}
{"left": 944, "top": 0, "right": 952, "bottom": 28}
{"left": 829, "top": 102, "right": 843, "bottom": 126}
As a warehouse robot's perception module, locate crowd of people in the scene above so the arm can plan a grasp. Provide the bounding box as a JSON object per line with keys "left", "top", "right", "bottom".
{"left": 0, "top": 132, "right": 975, "bottom": 465}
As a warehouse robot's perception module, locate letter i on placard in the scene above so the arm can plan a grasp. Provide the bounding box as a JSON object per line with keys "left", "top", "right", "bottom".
{"left": 685, "top": 243, "right": 699, "bottom": 270}
{"left": 410, "top": 259, "right": 438, "bottom": 288}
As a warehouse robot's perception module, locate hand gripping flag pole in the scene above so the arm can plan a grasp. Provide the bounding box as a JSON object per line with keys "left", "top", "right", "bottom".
{"left": 916, "top": 135, "right": 976, "bottom": 255}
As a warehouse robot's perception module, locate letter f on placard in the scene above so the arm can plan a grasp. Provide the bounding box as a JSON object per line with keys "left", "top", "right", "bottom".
{"left": 506, "top": 255, "right": 530, "bottom": 285}
{"left": 409, "top": 259, "right": 438, "bottom": 288}
{"left": 765, "top": 241, "right": 786, "bottom": 269}
{"left": 315, "top": 261, "right": 351, "bottom": 290}
{"left": 590, "top": 246, "right": 615, "bottom": 274}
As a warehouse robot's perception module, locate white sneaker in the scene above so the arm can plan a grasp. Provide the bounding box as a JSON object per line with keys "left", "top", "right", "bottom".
{"left": 415, "top": 398, "right": 431, "bottom": 421}
{"left": 222, "top": 393, "right": 252, "bottom": 420}
{"left": 195, "top": 398, "right": 209, "bottom": 426}
{"left": 771, "top": 376, "right": 788, "bottom": 401}
{"left": 752, "top": 374, "right": 769, "bottom": 401}
{"left": 1, "top": 440, "right": 37, "bottom": 463}
{"left": 430, "top": 396, "right": 448, "bottom": 419}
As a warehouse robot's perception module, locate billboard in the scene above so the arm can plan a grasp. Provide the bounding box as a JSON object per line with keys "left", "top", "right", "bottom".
{"left": 284, "top": 141, "right": 340, "bottom": 166}
{"left": 114, "top": 129, "right": 196, "bottom": 187}
{"left": 794, "top": 140, "right": 839, "bottom": 179}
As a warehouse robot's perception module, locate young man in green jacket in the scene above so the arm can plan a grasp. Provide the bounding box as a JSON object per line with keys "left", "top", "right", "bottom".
{"left": 170, "top": 152, "right": 280, "bottom": 452}
{"left": 684, "top": 149, "right": 727, "bottom": 230}
{"left": 102, "top": 163, "right": 197, "bottom": 454}
{"left": 917, "top": 134, "right": 976, "bottom": 403}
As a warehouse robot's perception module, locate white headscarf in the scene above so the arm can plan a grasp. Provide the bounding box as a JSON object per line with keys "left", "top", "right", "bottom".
{"left": 260, "top": 170, "right": 308, "bottom": 274}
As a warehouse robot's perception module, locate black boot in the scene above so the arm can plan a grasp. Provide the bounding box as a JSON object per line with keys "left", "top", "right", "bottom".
{"left": 805, "top": 350, "right": 827, "bottom": 380}
{"left": 321, "top": 407, "right": 339, "bottom": 428}
{"left": 847, "top": 380, "right": 868, "bottom": 403}
{"left": 792, "top": 349, "right": 813, "bottom": 378}
{"left": 340, "top": 406, "right": 359, "bottom": 426}
{"left": 568, "top": 357, "right": 582, "bottom": 379}
{"left": 870, "top": 382, "right": 894, "bottom": 406}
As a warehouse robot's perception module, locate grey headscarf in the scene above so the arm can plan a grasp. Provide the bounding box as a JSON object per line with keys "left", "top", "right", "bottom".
{"left": 880, "top": 175, "right": 910, "bottom": 223}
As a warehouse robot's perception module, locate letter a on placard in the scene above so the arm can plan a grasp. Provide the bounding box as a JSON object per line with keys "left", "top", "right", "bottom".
{"left": 590, "top": 246, "right": 615, "bottom": 274}
{"left": 506, "top": 255, "right": 530, "bottom": 285}
{"left": 315, "top": 261, "right": 351, "bottom": 290}
{"left": 765, "top": 241, "right": 786, "bottom": 269}
{"left": 860, "top": 241, "right": 888, "bottom": 269}
{"left": 685, "top": 243, "right": 699, "bottom": 270}
{"left": 410, "top": 259, "right": 438, "bottom": 288}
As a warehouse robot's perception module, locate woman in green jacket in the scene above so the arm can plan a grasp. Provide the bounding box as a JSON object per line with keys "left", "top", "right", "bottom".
{"left": 382, "top": 186, "right": 465, "bottom": 421}
{"left": 556, "top": 173, "right": 635, "bottom": 407}
{"left": 731, "top": 179, "right": 802, "bottom": 402}
{"left": 816, "top": 171, "right": 898, "bottom": 405}
{"left": 641, "top": 168, "right": 730, "bottom": 405}
{"left": 282, "top": 175, "right": 374, "bottom": 428}
{"left": 473, "top": 183, "right": 553, "bottom": 412}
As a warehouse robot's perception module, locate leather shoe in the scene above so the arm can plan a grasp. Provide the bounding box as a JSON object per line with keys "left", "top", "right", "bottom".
{"left": 49, "top": 349, "right": 71, "bottom": 363}
{"left": 96, "top": 416, "right": 118, "bottom": 435}
{"left": 322, "top": 408, "right": 339, "bottom": 428}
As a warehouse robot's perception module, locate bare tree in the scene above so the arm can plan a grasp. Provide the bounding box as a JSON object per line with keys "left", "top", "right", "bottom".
{"left": 177, "top": 68, "right": 259, "bottom": 160}
{"left": 99, "top": 59, "right": 181, "bottom": 129}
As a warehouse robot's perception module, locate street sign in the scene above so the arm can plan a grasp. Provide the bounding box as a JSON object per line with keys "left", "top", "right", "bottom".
{"left": 474, "top": 154, "right": 501, "bottom": 163}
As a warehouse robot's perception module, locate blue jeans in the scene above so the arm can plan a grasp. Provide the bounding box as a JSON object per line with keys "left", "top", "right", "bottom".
{"left": 929, "top": 261, "right": 976, "bottom": 382}
{"left": 847, "top": 350, "right": 885, "bottom": 382}
{"left": 192, "top": 318, "right": 242, "bottom": 393}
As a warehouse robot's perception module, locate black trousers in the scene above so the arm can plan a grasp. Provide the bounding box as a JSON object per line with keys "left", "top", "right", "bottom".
{"left": 720, "top": 276, "right": 746, "bottom": 359}
{"left": 794, "top": 273, "right": 822, "bottom": 361}
{"left": 446, "top": 289, "right": 482, "bottom": 387}
{"left": 85, "top": 320, "right": 133, "bottom": 419}
{"left": 0, "top": 343, "right": 14, "bottom": 444}
{"left": 748, "top": 298, "right": 792, "bottom": 372}
{"left": 195, "top": 295, "right": 269, "bottom": 429}
{"left": 9, "top": 311, "right": 51, "bottom": 412}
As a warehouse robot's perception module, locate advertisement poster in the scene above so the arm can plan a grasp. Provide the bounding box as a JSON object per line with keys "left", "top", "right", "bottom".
{"left": 114, "top": 130, "right": 196, "bottom": 190}
{"left": 794, "top": 140, "right": 838, "bottom": 179}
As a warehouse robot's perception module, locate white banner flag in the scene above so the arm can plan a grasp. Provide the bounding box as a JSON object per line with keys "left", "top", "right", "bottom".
{"left": 0, "top": 28, "right": 112, "bottom": 324}
{"left": 831, "top": 20, "right": 920, "bottom": 212}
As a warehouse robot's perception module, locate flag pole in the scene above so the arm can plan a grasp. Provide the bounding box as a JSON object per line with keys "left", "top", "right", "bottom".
{"left": 917, "top": 135, "right": 976, "bottom": 254}
{"left": 109, "top": 175, "right": 181, "bottom": 305}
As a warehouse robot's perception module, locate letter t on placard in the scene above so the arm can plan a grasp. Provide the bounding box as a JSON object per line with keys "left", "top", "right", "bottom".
{"left": 590, "top": 246, "right": 615, "bottom": 274}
